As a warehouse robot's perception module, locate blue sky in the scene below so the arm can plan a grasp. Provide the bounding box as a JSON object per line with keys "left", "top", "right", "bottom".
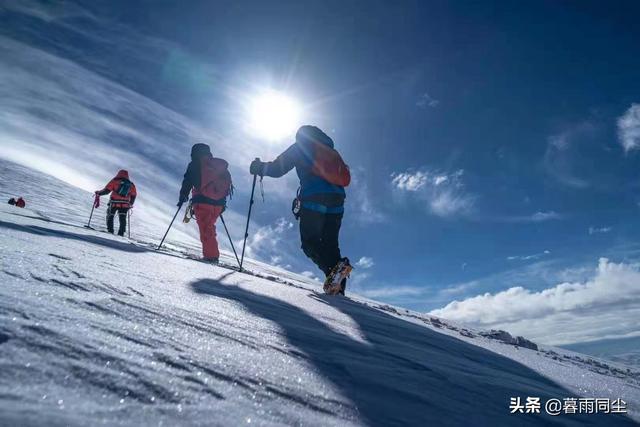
{"left": 1, "top": 0, "right": 640, "bottom": 345}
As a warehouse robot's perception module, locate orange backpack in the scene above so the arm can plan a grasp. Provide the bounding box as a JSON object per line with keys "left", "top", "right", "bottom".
{"left": 198, "top": 157, "right": 232, "bottom": 200}
{"left": 311, "top": 143, "right": 351, "bottom": 187}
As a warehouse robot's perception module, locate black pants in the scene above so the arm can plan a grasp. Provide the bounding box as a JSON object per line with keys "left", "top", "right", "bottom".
{"left": 299, "top": 208, "right": 343, "bottom": 276}
{"left": 107, "top": 207, "right": 129, "bottom": 236}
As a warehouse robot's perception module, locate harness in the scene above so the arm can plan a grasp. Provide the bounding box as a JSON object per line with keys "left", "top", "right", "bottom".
{"left": 190, "top": 194, "right": 227, "bottom": 206}
{"left": 107, "top": 200, "right": 130, "bottom": 216}
{"left": 301, "top": 201, "right": 344, "bottom": 215}
{"left": 109, "top": 199, "right": 131, "bottom": 207}
{"left": 291, "top": 186, "right": 344, "bottom": 219}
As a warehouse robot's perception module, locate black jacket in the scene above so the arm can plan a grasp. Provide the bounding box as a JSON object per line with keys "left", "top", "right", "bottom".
{"left": 179, "top": 160, "right": 199, "bottom": 202}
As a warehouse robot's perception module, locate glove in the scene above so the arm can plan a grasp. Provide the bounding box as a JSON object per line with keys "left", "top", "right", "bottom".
{"left": 250, "top": 159, "right": 265, "bottom": 176}
{"left": 178, "top": 194, "right": 189, "bottom": 207}
{"left": 177, "top": 201, "right": 184, "bottom": 207}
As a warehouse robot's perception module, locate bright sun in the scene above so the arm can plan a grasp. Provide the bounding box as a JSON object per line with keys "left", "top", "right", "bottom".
{"left": 247, "top": 91, "right": 300, "bottom": 141}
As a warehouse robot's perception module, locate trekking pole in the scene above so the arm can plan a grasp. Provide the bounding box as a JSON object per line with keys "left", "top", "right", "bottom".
{"left": 239, "top": 168, "right": 259, "bottom": 271}
{"left": 157, "top": 205, "right": 182, "bottom": 250}
{"left": 85, "top": 204, "right": 95, "bottom": 228}
{"left": 128, "top": 210, "right": 131, "bottom": 239}
{"left": 220, "top": 214, "right": 241, "bottom": 268}
{"left": 85, "top": 194, "right": 98, "bottom": 228}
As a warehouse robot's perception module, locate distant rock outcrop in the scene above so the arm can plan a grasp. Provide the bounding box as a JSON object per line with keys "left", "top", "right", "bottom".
{"left": 479, "top": 329, "right": 539, "bottom": 351}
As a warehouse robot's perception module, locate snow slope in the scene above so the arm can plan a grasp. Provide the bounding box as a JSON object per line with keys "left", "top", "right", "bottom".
{"left": 1, "top": 161, "right": 639, "bottom": 426}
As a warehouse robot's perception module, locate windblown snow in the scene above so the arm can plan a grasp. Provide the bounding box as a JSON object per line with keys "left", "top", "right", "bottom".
{"left": 1, "top": 160, "right": 638, "bottom": 426}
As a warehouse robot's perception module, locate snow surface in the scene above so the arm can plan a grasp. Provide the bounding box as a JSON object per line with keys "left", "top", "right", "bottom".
{"left": 1, "top": 161, "right": 639, "bottom": 426}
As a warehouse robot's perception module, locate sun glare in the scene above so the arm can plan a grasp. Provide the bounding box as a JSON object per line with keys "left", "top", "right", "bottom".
{"left": 247, "top": 91, "right": 300, "bottom": 141}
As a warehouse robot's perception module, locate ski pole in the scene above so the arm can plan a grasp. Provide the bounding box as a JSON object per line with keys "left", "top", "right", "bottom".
{"left": 157, "top": 205, "right": 182, "bottom": 250}
{"left": 239, "top": 168, "right": 259, "bottom": 271}
{"left": 220, "top": 214, "right": 241, "bottom": 268}
{"left": 128, "top": 209, "right": 131, "bottom": 239}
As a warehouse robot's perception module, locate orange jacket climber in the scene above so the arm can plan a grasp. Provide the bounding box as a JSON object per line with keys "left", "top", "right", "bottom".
{"left": 178, "top": 144, "right": 232, "bottom": 263}
{"left": 95, "top": 170, "right": 137, "bottom": 209}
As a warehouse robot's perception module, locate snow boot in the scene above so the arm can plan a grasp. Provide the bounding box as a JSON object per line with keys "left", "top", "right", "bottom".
{"left": 323, "top": 257, "right": 352, "bottom": 295}
{"left": 203, "top": 257, "right": 219, "bottom": 265}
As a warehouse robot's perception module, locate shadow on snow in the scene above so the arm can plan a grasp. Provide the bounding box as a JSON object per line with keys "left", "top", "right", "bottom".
{"left": 190, "top": 279, "right": 635, "bottom": 427}
{"left": 0, "top": 220, "right": 147, "bottom": 253}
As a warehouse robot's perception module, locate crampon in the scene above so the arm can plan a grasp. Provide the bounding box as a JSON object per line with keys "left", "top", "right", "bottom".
{"left": 323, "top": 257, "right": 352, "bottom": 295}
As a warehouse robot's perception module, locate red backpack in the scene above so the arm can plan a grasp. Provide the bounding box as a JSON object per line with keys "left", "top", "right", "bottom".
{"left": 311, "top": 143, "right": 351, "bottom": 187}
{"left": 196, "top": 157, "right": 232, "bottom": 200}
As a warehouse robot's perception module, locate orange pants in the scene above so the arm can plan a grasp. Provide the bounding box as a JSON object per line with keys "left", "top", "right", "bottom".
{"left": 194, "top": 204, "right": 224, "bottom": 259}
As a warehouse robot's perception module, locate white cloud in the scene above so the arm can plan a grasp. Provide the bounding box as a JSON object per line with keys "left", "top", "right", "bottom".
{"left": 431, "top": 258, "right": 640, "bottom": 345}
{"left": 589, "top": 226, "right": 612, "bottom": 235}
{"left": 433, "top": 175, "right": 448, "bottom": 185}
{"left": 349, "top": 271, "right": 371, "bottom": 288}
{"left": 416, "top": 92, "right": 439, "bottom": 108}
{"left": 507, "top": 250, "right": 550, "bottom": 261}
{"left": 349, "top": 167, "right": 387, "bottom": 224}
{"left": 0, "top": 0, "right": 91, "bottom": 22}
{"left": 438, "top": 281, "right": 477, "bottom": 297}
{"left": 391, "top": 171, "right": 429, "bottom": 192}
{"left": 355, "top": 256, "right": 375, "bottom": 269}
{"left": 530, "top": 211, "right": 561, "bottom": 222}
{"left": 391, "top": 169, "right": 474, "bottom": 218}
{"left": 243, "top": 217, "right": 295, "bottom": 265}
{"left": 503, "top": 211, "right": 562, "bottom": 223}
{"left": 429, "top": 191, "right": 473, "bottom": 217}
{"left": 358, "top": 285, "right": 425, "bottom": 299}
{"left": 617, "top": 104, "right": 640, "bottom": 153}
{"left": 300, "top": 271, "right": 321, "bottom": 282}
